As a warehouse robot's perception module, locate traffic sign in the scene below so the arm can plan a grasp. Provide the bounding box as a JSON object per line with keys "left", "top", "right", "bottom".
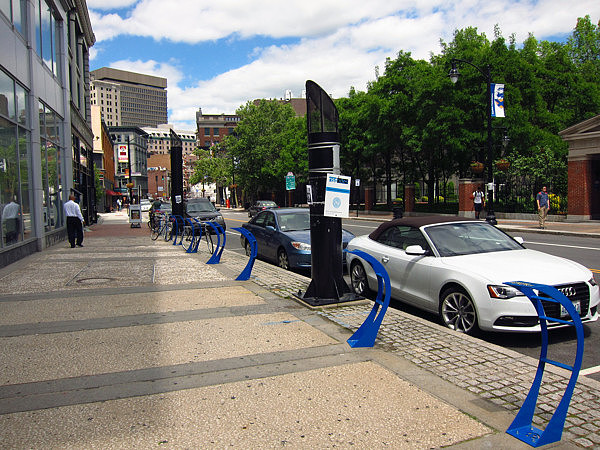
{"left": 285, "top": 173, "right": 296, "bottom": 190}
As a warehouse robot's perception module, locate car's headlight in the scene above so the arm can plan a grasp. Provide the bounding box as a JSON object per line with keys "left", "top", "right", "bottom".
{"left": 291, "top": 242, "right": 311, "bottom": 251}
{"left": 590, "top": 278, "right": 598, "bottom": 287}
{"left": 487, "top": 284, "right": 525, "bottom": 299}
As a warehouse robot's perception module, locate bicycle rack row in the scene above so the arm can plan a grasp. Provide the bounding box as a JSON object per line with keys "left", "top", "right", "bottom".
{"left": 165, "top": 217, "right": 257, "bottom": 279}
{"left": 504, "top": 281, "right": 584, "bottom": 447}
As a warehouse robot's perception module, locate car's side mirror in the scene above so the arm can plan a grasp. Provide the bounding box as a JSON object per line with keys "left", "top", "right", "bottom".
{"left": 513, "top": 237, "right": 524, "bottom": 245}
{"left": 265, "top": 225, "right": 276, "bottom": 232}
{"left": 405, "top": 245, "right": 427, "bottom": 256}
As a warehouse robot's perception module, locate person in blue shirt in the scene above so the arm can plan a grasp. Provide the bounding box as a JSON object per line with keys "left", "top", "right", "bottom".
{"left": 536, "top": 186, "right": 550, "bottom": 229}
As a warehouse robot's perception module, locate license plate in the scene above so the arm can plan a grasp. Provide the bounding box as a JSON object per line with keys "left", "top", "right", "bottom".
{"left": 560, "top": 301, "right": 581, "bottom": 317}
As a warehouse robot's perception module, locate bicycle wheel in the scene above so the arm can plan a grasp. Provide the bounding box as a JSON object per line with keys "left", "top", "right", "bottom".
{"left": 182, "top": 226, "right": 195, "bottom": 251}
{"left": 204, "top": 229, "right": 214, "bottom": 254}
{"left": 151, "top": 220, "right": 161, "bottom": 240}
{"left": 164, "top": 219, "right": 173, "bottom": 241}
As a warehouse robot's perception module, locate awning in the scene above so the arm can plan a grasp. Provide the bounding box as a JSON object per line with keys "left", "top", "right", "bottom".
{"left": 106, "top": 190, "right": 120, "bottom": 196}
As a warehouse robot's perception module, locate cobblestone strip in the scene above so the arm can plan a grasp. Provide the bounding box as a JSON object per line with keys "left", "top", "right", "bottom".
{"left": 319, "top": 305, "right": 600, "bottom": 447}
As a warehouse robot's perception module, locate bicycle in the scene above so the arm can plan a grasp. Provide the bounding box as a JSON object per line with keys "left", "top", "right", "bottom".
{"left": 181, "top": 218, "right": 214, "bottom": 254}
{"left": 150, "top": 213, "right": 168, "bottom": 240}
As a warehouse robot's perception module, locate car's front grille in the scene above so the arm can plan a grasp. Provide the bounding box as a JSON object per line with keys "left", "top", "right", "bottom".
{"left": 539, "top": 282, "right": 589, "bottom": 320}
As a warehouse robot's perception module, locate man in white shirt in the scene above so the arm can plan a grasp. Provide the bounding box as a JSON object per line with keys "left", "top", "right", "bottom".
{"left": 2, "top": 198, "right": 20, "bottom": 244}
{"left": 64, "top": 194, "right": 84, "bottom": 247}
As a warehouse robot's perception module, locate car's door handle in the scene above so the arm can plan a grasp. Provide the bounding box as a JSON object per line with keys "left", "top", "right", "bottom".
{"left": 381, "top": 256, "right": 389, "bottom": 264}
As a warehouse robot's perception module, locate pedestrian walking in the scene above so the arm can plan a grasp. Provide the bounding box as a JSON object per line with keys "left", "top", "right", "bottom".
{"left": 536, "top": 186, "right": 550, "bottom": 229}
{"left": 64, "top": 194, "right": 84, "bottom": 247}
{"left": 116, "top": 198, "right": 122, "bottom": 211}
{"left": 472, "top": 185, "right": 485, "bottom": 219}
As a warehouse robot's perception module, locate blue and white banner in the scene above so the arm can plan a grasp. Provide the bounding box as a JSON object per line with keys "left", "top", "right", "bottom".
{"left": 324, "top": 174, "right": 351, "bottom": 218}
{"left": 491, "top": 83, "right": 505, "bottom": 118}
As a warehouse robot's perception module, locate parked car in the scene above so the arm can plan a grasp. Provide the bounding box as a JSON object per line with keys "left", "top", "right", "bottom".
{"left": 248, "top": 200, "right": 279, "bottom": 217}
{"left": 140, "top": 199, "right": 152, "bottom": 212}
{"left": 184, "top": 198, "right": 226, "bottom": 231}
{"left": 346, "top": 216, "right": 599, "bottom": 335}
{"left": 241, "top": 208, "right": 354, "bottom": 270}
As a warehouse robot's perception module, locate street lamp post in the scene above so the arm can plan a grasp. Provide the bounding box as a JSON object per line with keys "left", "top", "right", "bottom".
{"left": 449, "top": 58, "right": 496, "bottom": 224}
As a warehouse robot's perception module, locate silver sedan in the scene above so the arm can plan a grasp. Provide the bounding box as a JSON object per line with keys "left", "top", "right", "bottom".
{"left": 346, "top": 216, "right": 599, "bottom": 335}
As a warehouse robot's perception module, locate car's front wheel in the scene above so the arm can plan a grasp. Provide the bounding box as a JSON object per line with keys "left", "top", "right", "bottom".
{"left": 277, "top": 249, "right": 290, "bottom": 270}
{"left": 440, "top": 287, "right": 479, "bottom": 335}
{"left": 350, "top": 260, "right": 372, "bottom": 297}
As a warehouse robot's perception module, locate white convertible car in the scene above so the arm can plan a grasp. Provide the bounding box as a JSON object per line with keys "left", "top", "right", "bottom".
{"left": 346, "top": 216, "right": 599, "bottom": 334}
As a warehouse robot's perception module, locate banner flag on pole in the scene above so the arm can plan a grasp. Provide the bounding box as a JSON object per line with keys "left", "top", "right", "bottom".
{"left": 491, "top": 83, "right": 505, "bottom": 118}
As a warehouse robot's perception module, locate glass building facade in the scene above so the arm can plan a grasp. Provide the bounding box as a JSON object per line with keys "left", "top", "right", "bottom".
{"left": 0, "top": 0, "right": 95, "bottom": 267}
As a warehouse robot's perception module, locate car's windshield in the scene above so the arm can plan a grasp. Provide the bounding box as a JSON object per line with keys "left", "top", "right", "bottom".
{"left": 277, "top": 212, "right": 310, "bottom": 232}
{"left": 425, "top": 222, "right": 523, "bottom": 257}
{"left": 187, "top": 202, "right": 216, "bottom": 213}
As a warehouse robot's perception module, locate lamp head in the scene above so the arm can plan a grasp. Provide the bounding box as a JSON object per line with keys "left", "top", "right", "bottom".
{"left": 448, "top": 60, "right": 459, "bottom": 84}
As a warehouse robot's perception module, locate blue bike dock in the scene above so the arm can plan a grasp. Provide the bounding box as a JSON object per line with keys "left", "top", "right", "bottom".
{"left": 345, "top": 249, "right": 391, "bottom": 348}
{"left": 504, "top": 281, "right": 584, "bottom": 447}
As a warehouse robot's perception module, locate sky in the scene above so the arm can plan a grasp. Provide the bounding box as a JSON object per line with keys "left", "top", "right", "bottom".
{"left": 87, "top": 0, "right": 600, "bottom": 130}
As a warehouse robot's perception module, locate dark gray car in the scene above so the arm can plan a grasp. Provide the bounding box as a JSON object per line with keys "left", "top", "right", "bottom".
{"left": 184, "top": 198, "right": 226, "bottom": 230}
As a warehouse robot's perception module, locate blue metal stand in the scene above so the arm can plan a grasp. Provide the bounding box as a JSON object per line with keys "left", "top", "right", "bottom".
{"left": 205, "top": 221, "right": 226, "bottom": 264}
{"left": 505, "top": 281, "right": 584, "bottom": 447}
{"left": 233, "top": 227, "right": 256, "bottom": 281}
{"left": 182, "top": 218, "right": 200, "bottom": 253}
{"left": 171, "top": 215, "right": 184, "bottom": 246}
{"left": 345, "top": 249, "right": 391, "bottom": 348}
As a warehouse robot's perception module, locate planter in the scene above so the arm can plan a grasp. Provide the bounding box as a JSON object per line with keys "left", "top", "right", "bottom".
{"left": 496, "top": 159, "right": 510, "bottom": 171}
{"left": 470, "top": 162, "right": 484, "bottom": 174}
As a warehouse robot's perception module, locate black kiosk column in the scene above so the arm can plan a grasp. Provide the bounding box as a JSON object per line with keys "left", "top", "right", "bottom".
{"left": 170, "top": 129, "right": 184, "bottom": 217}
{"left": 300, "top": 80, "right": 358, "bottom": 306}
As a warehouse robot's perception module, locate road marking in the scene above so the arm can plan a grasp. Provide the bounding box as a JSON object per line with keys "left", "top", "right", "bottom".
{"left": 580, "top": 365, "right": 600, "bottom": 376}
{"left": 525, "top": 241, "right": 600, "bottom": 251}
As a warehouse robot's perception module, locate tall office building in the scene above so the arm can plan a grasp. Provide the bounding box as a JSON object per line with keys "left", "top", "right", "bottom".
{"left": 90, "top": 67, "right": 167, "bottom": 128}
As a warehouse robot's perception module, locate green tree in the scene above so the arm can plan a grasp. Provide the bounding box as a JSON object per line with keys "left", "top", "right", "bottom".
{"left": 223, "top": 100, "right": 307, "bottom": 200}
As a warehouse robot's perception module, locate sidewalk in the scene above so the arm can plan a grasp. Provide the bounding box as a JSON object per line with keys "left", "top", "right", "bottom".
{"left": 0, "top": 212, "right": 596, "bottom": 448}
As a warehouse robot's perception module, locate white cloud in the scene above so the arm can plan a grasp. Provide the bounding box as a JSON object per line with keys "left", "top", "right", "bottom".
{"left": 89, "top": 1, "right": 600, "bottom": 128}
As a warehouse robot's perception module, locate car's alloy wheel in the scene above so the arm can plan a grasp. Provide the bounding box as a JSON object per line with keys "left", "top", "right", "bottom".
{"left": 244, "top": 240, "right": 251, "bottom": 257}
{"left": 350, "top": 261, "right": 371, "bottom": 296}
{"left": 440, "top": 288, "right": 478, "bottom": 334}
{"left": 278, "top": 249, "right": 289, "bottom": 270}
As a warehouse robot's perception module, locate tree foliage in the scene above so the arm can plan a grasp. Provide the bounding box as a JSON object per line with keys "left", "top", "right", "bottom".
{"left": 222, "top": 100, "right": 307, "bottom": 200}
{"left": 334, "top": 16, "right": 600, "bottom": 206}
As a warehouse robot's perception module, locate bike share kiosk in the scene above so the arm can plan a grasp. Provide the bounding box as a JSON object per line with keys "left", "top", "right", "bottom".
{"left": 299, "top": 80, "right": 359, "bottom": 306}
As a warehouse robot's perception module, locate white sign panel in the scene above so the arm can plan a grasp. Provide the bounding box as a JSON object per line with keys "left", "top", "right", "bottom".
{"left": 324, "top": 174, "right": 351, "bottom": 218}
{"left": 117, "top": 144, "right": 128, "bottom": 163}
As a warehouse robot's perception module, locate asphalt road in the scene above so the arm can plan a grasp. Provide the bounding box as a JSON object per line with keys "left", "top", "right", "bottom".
{"left": 220, "top": 210, "right": 600, "bottom": 382}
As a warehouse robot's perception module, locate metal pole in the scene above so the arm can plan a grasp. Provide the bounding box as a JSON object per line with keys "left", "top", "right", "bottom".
{"left": 485, "top": 65, "right": 496, "bottom": 224}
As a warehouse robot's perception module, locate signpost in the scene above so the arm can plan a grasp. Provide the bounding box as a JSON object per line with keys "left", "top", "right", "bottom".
{"left": 285, "top": 172, "right": 295, "bottom": 207}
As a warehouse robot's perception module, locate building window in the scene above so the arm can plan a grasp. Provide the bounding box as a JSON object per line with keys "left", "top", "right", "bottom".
{"left": 1, "top": 0, "right": 27, "bottom": 37}
{"left": 38, "top": 102, "right": 63, "bottom": 232}
{"left": 0, "top": 69, "right": 31, "bottom": 247}
{"left": 213, "top": 128, "right": 220, "bottom": 136}
{"left": 204, "top": 127, "right": 210, "bottom": 136}
{"left": 34, "top": 0, "right": 61, "bottom": 78}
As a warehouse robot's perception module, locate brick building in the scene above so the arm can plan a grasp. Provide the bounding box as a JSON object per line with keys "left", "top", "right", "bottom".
{"left": 560, "top": 115, "right": 600, "bottom": 220}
